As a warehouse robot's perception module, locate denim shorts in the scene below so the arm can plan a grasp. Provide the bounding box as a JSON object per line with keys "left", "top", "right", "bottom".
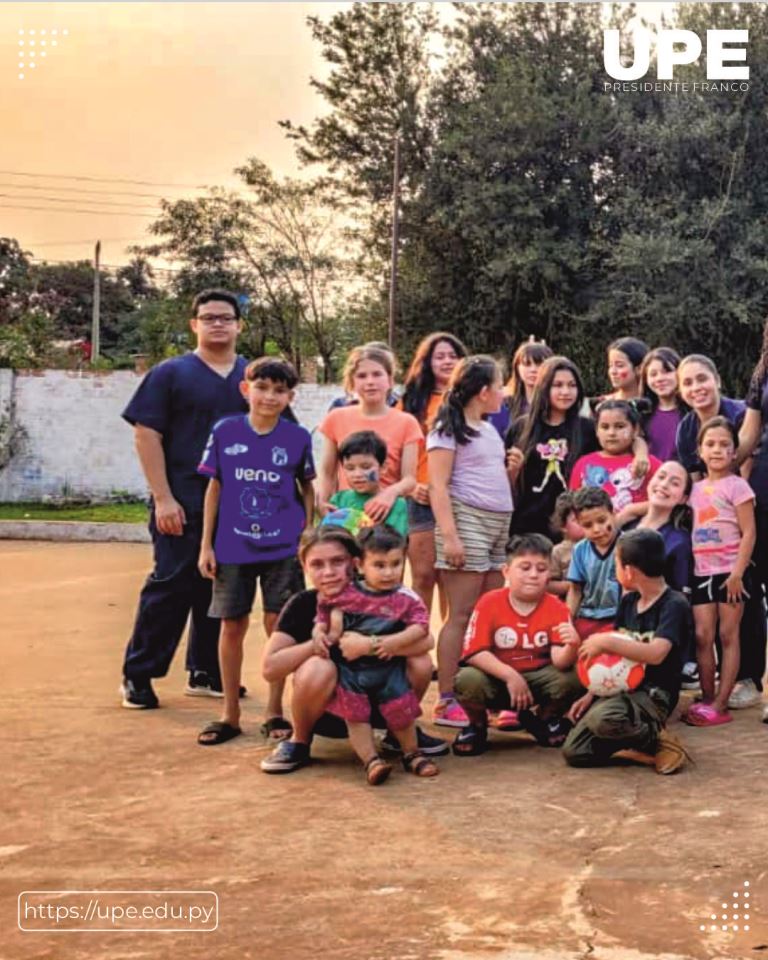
{"left": 407, "top": 498, "right": 436, "bottom": 534}
{"left": 209, "top": 556, "right": 304, "bottom": 619}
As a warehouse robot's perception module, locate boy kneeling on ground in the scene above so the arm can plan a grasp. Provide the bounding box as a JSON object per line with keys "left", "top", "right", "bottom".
{"left": 562, "top": 528, "right": 691, "bottom": 775}
{"left": 453, "top": 533, "right": 583, "bottom": 756}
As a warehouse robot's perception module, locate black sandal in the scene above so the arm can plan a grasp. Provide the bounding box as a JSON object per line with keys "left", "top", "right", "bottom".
{"left": 260, "top": 717, "right": 293, "bottom": 741}
{"left": 197, "top": 721, "right": 242, "bottom": 746}
{"left": 365, "top": 755, "right": 393, "bottom": 786}
{"left": 452, "top": 724, "right": 488, "bottom": 756}
{"left": 402, "top": 750, "right": 439, "bottom": 777}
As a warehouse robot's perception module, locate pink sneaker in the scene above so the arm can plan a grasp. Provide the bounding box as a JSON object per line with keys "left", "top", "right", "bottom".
{"left": 491, "top": 709, "right": 521, "bottom": 731}
{"left": 433, "top": 698, "right": 469, "bottom": 728}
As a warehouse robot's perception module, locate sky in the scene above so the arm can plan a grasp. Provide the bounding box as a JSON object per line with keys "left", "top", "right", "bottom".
{"left": 1, "top": 1, "right": 675, "bottom": 271}
{"left": 1, "top": 2, "right": 348, "bottom": 269}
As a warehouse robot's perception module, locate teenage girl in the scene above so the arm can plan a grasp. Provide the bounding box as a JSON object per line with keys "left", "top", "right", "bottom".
{"left": 685, "top": 417, "right": 756, "bottom": 727}
{"left": 569, "top": 400, "right": 660, "bottom": 518}
{"left": 399, "top": 332, "right": 467, "bottom": 611}
{"left": 506, "top": 356, "right": 598, "bottom": 537}
{"left": 317, "top": 344, "right": 422, "bottom": 518}
{"left": 640, "top": 347, "right": 688, "bottom": 462}
{"left": 631, "top": 459, "right": 697, "bottom": 686}
{"left": 428, "top": 356, "right": 513, "bottom": 727}
{"left": 487, "top": 338, "right": 553, "bottom": 438}
{"left": 605, "top": 337, "right": 649, "bottom": 402}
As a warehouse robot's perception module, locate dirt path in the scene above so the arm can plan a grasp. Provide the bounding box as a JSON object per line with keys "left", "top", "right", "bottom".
{"left": 3, "top": 541, "right": 766, "bottom": 960}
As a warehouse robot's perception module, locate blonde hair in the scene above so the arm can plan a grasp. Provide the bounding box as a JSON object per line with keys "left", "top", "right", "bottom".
{"left": 342, "top": 344, "right": 397, "bottom": 393}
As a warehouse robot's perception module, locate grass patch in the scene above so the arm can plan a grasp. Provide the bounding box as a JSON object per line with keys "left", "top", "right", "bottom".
{"left": 0, "top": 501, "right": 147, "bottom": 523}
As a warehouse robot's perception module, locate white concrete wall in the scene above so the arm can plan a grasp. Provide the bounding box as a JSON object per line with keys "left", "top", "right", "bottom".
{"left": 0, "top": 368, "right": 342, "bottom": 503}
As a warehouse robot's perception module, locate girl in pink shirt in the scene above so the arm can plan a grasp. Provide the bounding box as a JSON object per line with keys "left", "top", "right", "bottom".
{"left": 569, "top": 400, "right": 660, "bottom": 520}
{"left": 685, "top": 417, "right": 756, "bottom": 727}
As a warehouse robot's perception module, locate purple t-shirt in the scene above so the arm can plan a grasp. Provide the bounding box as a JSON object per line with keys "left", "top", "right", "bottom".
{"left": 427, "top": 420, "right": 513, "bottom": 513}
{"left": 645, "top": 407, "right": 683, "bottom": 463}
{"left": 198, "top": 415, "right": 315, "bottom": 564}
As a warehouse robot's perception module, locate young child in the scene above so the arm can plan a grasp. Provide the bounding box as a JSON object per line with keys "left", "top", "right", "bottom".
{"left": 196, "top": 357, "right": 315, "bottom": 745}
{"left": 640, "top": 347, "right": 687, "bottom": 462}
{"left": 452, "top": 533, "right": 582, "bottom": 755}
{"left": 563, "top": 528, "right": 692, "bottom": 774}
{"left": 428, "top": 355, "right": 514, "bottom": 727}
{"left": 321, "top": 430, "right": 408, "bottom": 537}
{"left": 548, "top": 491, "right": 585, "bottom": 598}
{"left": 315, "top": 525, "right": 439, "bottom": 784}
{"left": 570, "top": 400, "right": 660, "bottom": 517}
{"left": 567, "top": 488, "right": 620, "bottom": 641}
{"left": 684, "top": 417, "right": 756, "bottom": 726}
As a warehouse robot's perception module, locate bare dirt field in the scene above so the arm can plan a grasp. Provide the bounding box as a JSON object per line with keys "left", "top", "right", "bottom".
{"left": 3, "top": 540, "right": 768, "bottom": 960}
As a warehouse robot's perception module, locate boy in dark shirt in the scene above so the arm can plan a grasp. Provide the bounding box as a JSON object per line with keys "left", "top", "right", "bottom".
{"left": 562, "top": 528, "right": 692, "bottom": 774}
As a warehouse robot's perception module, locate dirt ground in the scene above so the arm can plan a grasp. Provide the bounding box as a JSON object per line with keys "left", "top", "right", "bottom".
{"left": 3, "top": 540, "right": 768, "bottom": 960}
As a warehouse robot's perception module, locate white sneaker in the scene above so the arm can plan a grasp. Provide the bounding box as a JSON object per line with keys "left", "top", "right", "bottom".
{"left": 727, "top": 679, "right": 762, "bottom": 710}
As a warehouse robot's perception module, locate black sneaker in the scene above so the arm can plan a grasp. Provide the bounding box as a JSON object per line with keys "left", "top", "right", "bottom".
{"left": 120, "top": 677, "right": 158, "bottom": 710}
{"left": 381, "top": 727, "right": 449, "bottom": 756}
{"left": 680, "top": 662, "right": 700, "bottom": 690}
{"left": 260, "top": 740, "right": 311, "bottom": 774}
{"left": 184, "top": 672, "right": 247, "bottom": 699}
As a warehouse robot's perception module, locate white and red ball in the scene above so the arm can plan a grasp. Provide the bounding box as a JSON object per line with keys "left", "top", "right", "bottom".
{"left": 577, "top": 652, "right": 645, "bottom": 697}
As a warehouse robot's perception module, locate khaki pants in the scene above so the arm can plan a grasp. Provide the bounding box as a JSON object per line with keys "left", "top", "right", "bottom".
{"left": 562, "top": 689, "right": 672, "bottom": 767}
{"left": 455, "top": 664, "right": 583, "bottom": 714}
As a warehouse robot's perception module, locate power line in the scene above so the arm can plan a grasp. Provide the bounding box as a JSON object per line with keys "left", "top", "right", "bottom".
{"left": 26, "top": 237, "right": 147, "bottom": 248}
{"left": 0, "top": 181, "right": 173, "bottom": 202}
{"left": 0, "top": 203, "right": 156, "bottom": 218}
{"left": 0, "top": 192, "right": 159, "bottom": 213}
{"left": 0, "top": 169, "right": 204, "bottom": 189}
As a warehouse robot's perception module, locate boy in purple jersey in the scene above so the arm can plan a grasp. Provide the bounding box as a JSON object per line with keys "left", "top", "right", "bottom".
{"left": 196, "top": 358, "right": 315, "bottom": 746}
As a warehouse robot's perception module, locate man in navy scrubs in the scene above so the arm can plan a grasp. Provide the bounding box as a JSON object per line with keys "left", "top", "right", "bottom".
{"left": 120, "top": 290, "right": 249, "bottom": 708}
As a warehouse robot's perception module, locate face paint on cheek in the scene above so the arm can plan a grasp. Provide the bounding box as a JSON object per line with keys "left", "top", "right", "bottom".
{"left": 366, "top": 469, "right": 379, "bottom": 483}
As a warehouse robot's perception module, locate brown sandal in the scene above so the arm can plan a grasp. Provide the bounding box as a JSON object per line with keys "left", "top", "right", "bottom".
{"left": 364, "top": 755, "right": 393, "bottom": 786}
{"left": 402, "top": 750, "right": 439, "bottom": 778}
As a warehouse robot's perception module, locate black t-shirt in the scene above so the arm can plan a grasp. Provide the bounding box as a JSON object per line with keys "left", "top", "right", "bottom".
{"left": 507, "top": 415, "right": 597, "bottom": 536}
{"left": 275, "top": 589, "right": 318, "bottom": 643}
{"left": 746, "top": 373, "right": 768, "bottom": 508}
{"left": 615, "top": 587, "right": 690, "bottom": 709}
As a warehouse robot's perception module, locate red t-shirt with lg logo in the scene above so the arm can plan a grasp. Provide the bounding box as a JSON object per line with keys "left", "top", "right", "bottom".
{"left": 462, "top": 588, "right": 571, "bottom": 672}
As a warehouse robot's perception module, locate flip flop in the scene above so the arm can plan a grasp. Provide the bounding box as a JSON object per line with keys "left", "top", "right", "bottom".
{"left": 491, "top": 709, "right": 522, "bottom": 731}
{"left": 197, "top": 721, "right": 242, "bottom": 746}
{"left": 683, "top": 703, "right": 733, "bottom": 727}
{"left": 260, "top": 717, "right": 293, "bottom": 741}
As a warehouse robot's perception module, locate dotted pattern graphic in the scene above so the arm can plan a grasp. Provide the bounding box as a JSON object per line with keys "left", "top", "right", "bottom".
{"left": 700, "top": 880, "right": 751, "bottom": 934}
{"left": 17, "top": 27, "right": 68, "bottom": 80}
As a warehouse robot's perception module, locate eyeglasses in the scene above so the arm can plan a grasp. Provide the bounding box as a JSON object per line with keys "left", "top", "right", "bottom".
{"left": 196, "top": 314, "right": 238, "bottom": 325}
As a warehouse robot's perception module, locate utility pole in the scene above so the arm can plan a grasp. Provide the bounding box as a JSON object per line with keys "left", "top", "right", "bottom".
{"left": 91, "top": 240, "right": 101, "bottom": 362}
{"left": 388, "top": 135, "right": 401, "bottom": 349}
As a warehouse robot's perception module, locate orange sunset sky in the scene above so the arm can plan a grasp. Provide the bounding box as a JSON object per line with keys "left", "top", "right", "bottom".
{"left": 1, "top": 2, "right": 348, "bottom": 269}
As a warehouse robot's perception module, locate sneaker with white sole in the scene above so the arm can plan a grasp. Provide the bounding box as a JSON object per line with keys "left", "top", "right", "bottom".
{"left": 185, "top": 671, "right": 247, "bottom": 699}
{"left": 680, "top": 661, "right": 700, "bottom": 690}
{"left": 432, "top": 698, "right": 469, "bottom": 728}
{"left": 120, "top": 677, "right": 158, "bottom": 710}
{"left": 381, "top": 727, "right": 449, "bottom": 756}
{"left": 727, "top": 679, "right": 762, "bottom": 710}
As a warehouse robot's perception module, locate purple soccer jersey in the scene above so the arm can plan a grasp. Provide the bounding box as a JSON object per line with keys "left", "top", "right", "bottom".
{"left": 198, "top": 415, "right": 315, "bottom": 564}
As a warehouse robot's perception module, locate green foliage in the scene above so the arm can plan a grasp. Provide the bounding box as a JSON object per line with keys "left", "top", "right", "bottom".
{"left": 0, "top": 308, "right": 55, "bottom": 368}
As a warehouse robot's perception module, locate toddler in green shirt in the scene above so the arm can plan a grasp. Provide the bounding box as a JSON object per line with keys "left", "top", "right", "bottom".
{"left": 324, "top": 430, "right": 409, "bottom": 537}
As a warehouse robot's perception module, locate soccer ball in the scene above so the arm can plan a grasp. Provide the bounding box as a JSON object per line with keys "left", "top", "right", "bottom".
{"left": 320, "top": 507, "right": 374, "bottom": 536}
{"left": 577, "top": 652, "right": 645, "bottom": 697}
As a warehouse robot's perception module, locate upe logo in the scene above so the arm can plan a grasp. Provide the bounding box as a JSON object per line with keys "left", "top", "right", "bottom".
{"left": 604, "top": 28, "right": 749, "bottom": 81}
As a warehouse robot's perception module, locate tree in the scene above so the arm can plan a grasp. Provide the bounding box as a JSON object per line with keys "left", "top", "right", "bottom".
{"left": 140, "top": 160, "right": 366, "bottom": 378}
{"left": 0, "top": 238, "right": 33, "bottom": 325}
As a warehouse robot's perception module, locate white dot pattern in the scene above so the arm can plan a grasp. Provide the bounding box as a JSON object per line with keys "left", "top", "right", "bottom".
{"left": 701, "top": 881, "right": 753, "bottom": 936}
{"left": 16, "top": 26, "right": 68, "bottom": 79}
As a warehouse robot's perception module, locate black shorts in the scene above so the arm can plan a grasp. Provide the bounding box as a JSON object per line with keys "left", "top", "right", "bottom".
{"left": 209, "top": 557, "right": 304, "bottom": 619}
{"left": 691, "top": 571, "right": 750, "bottom": 606}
